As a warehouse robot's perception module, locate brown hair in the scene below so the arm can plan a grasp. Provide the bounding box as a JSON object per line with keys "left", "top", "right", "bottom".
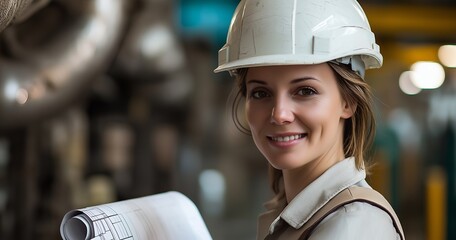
{"left": 231, "top": 62, "right": 376, "bottom": 195}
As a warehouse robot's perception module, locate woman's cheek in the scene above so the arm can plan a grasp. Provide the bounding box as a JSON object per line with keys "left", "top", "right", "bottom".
{"left": 246, "top": 102, "right": 265, "bottom": 125}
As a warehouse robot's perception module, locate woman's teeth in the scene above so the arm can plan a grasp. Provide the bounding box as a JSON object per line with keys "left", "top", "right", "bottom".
{"left": 271, "top": 134, "right": 306, "bottom": 142}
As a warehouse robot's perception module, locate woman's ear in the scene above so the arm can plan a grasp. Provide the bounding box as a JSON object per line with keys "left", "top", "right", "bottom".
{"left": 341, "top": 100, "right": 357, "bottom": 119}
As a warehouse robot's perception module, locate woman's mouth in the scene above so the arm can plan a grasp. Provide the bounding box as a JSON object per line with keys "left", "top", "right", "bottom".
{"left": 268, "top": 133, "right": 307, "bottom": 142}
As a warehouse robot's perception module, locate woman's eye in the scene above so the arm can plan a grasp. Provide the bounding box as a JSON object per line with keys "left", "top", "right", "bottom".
{"left": 296, "top": 87, "right": 317, "bottom": 96}
{"left": 250, "top": 90, "right": 269, "bottom": 99}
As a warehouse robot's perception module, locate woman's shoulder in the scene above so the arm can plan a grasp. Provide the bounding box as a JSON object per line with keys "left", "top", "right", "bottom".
{"left": 309, "top": 201, "right": 401, "bottom": 240}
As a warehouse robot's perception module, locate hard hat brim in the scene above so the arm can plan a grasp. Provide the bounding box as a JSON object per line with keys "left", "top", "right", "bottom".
{"left": 214, "top": 51, "right": 382, "bottom": 73}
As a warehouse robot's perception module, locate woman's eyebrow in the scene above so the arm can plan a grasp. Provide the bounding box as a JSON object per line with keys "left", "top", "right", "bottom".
{"left": 246, "top": 79, "right": 267, "bottom": 85}
{"left": 290, "top": 77, "right": 318, "bottom": 84}
{"left": 246, "top": 77, "right": 318, "bottom": 85}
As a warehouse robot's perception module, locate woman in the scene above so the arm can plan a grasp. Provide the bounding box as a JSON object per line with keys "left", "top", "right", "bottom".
{"left": 214, "top": 0, "right": 405, "bottom": 239}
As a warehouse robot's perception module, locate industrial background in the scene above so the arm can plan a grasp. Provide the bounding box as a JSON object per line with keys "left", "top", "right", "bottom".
{"left": 0, "top": 0, "right": 455, "bottom": 239}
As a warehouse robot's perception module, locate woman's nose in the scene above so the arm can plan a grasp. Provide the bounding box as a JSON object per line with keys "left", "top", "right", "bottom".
{"left": 270, "top": 98, "right": 294, "bottom": 125}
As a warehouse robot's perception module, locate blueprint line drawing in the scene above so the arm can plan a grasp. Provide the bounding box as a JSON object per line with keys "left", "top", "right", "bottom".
{"left": 84, "top": 206, "right": 133, "bottom": 239}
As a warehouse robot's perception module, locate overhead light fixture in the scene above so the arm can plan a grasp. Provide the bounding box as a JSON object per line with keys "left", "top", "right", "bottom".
{"left": 409, "top": 61, "right": 445, "bottom": 89}
{"left": 399, "top": 71, "right": 421, "bottom": 95}
{"left": 438, "top": 45, "right": 456, "bottom": 68}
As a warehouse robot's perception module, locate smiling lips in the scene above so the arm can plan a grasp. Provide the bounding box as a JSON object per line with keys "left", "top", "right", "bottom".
{"left": 268, "top": 133, "right": 307, "bottom": 142}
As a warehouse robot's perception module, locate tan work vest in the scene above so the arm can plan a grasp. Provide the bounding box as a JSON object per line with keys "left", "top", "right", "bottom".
{"left": 263, "top": 186, "right": 405, "bottom": 240}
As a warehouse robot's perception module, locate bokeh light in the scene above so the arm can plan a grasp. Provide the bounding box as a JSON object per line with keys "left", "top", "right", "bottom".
{"left": 438, "top": 45, "right": 456, "bottom": 68}
{"left": 399, "top": 71, "right": 421, "bottom": 95}
{"left": 410, "top": 61, "right": 445, "bottom": 89}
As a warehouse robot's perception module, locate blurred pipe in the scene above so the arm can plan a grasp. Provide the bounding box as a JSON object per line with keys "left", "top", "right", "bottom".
{"left": 0, "top": 0, "right": 130, "bottom": 129}
{"left": 112, "top": 0, "right": 192, "bottom": 107}
{"left": 426, "top": 166, "right": 447, "bottom": 240}
{"left": 0, "top": 0, "right": 50, "bottom": 32}
{"left": 114, "top": 0, "right": 185, "bottom": 78}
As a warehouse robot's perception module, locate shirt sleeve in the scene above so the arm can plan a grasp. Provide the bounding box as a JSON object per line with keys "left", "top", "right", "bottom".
{"left": 308, "top": 201, "right": 401, "bottom": 240}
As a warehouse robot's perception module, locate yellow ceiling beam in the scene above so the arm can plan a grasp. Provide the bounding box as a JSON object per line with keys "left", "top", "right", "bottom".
{"left": 383, "top": 43, "right": 440, "bottom": 65}
{"left": 363, "top": 4, "right": 456, "bottom": 39}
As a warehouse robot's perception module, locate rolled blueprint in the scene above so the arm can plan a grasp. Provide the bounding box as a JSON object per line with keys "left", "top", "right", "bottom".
{"left": 60, "top": 191, "right": 212, "bottom": 240}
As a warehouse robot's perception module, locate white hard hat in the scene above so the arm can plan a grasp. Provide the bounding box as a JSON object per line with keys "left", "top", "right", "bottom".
{"left": 214, "top": 0, "right": 382, "bottom": 77}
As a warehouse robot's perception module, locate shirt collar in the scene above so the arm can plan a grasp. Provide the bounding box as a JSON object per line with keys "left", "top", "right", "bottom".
{"left": 269, "top": 157, "right": 366, "bottom": 233}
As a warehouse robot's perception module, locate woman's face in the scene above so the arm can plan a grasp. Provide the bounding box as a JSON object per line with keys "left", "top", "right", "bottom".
{"left": 245, "top": 64, "right": 353, "bottom": 171}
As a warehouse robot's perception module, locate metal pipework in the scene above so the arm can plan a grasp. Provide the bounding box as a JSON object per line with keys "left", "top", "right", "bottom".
{"left": 0, "top": 0, "right": 51, "bottom": 32}
{"left": 0, "top": 0, "right": 130, "bottom": 129}
{"left": 112, "top": 0, "right": 193, "bottom": 107}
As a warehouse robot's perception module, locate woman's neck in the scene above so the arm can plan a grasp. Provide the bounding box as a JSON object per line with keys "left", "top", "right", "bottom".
{"left": 282, "top": 151, "right": 345, "bottom": 203}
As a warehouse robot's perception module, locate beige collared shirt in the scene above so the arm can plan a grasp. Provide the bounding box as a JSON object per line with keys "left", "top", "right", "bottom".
{"left": 257, "top": 157, "right": 400, "bottom": 240}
